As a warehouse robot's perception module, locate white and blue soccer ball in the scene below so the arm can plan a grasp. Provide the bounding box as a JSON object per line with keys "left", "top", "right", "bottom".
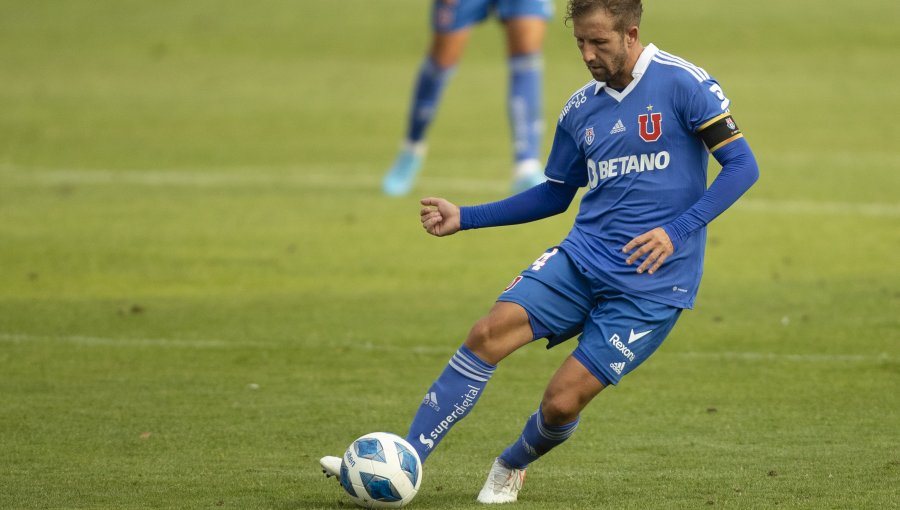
{"left": 339, "top": 432, "right": 423, "bottom": 508}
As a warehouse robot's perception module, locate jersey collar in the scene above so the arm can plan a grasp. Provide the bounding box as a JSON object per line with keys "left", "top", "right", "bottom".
{"left": 593, "top": 43, "right": 658, "bottom": 101}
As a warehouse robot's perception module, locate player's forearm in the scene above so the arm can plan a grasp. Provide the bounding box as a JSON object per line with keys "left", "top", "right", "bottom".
{"left": 662, "top": 138, "right": 759, "bottom": 248}
{"left": 460, "top": 181, "right": 578, "bottom": 230}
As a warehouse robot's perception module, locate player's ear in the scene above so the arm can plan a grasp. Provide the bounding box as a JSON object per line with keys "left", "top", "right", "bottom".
{"left": 625, "top": 26, "right": 639, "bottom": 47}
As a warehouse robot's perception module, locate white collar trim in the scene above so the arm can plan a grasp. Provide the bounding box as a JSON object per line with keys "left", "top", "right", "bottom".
{"left": 593, "top": 43, "right": 658, "bottom": 100}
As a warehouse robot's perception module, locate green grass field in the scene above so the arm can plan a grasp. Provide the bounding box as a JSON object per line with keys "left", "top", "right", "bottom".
{"left": 1, "top": 1, "right": 898, "bottom": 508}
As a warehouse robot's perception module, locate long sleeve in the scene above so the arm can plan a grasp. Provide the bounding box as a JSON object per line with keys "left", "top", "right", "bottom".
{"left": 460, "top": 181, "right": 579, "bottom": 230}
{"left": 662, "top": 138, "right": 759, "bottom": 248}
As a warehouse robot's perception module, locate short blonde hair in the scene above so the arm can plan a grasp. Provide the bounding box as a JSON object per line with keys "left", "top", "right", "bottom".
{"left": 565, "top": 0, "right": 643, "bottom": 33}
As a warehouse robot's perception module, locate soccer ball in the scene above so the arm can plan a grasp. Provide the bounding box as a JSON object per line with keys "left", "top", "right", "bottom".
{"left": 339, "top": 432, "right": 423, "bottom": 508}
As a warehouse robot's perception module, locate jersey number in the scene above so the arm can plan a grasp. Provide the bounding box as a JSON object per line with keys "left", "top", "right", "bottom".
{"left": 531, "top": 248, "right": 559, "bottom": 271}
{"left": 709, "top": 84, "right": 731, "bottom": 111}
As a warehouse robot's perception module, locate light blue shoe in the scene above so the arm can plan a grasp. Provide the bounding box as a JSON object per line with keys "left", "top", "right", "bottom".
{"left": 382, "top": 144, "right": 426, "bottom": 197}
{"left": 511, "top": 158, "right": 546, "bottom": 194}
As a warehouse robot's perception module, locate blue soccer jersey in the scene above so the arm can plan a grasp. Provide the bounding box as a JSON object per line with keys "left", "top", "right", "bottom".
{"left": 546, "top": 44, "right": 739, "bottom": 309}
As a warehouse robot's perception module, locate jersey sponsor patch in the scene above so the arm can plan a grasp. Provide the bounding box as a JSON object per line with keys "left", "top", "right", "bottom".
{"left": 698, "top": 113, "right": 743, "bottom": 151}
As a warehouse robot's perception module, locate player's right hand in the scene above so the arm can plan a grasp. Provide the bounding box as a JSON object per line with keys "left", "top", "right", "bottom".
{"left": 420, "top": 197, "right": 461, "bottom": 237}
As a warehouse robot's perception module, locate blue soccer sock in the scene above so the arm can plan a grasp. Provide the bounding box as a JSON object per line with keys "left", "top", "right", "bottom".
{"left": 508, "top": 52, "right": 544, "bottom": 162}
{"left": 499, "top": 407, "right": 580, "bottom": 469}
{"left": 405, "top": 344, "right": 495, "bottom": 463}
{"left": 405, "top": 57, "right": 456, "bottom": 143}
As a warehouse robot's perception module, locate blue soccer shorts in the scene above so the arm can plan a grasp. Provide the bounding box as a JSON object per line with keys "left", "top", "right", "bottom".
{"left": 432, "top": 0, "right": 553, "bottom": 33}
{"left": 498, "top": 246, "right": 683, "bottom": 386}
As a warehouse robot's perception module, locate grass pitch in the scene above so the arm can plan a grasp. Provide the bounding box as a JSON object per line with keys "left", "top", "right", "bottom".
{"left": 1, "top": 1, "right": 898, "bottom": 508}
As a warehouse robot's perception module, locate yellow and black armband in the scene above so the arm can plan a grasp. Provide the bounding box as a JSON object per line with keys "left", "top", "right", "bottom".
{"left": 697, "top": 113, "right": 743, "bottom": 152}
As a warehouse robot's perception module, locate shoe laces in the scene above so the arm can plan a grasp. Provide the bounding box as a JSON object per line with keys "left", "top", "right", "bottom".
{"left": 488, "top": 460, "right": 522, "bottom": 493}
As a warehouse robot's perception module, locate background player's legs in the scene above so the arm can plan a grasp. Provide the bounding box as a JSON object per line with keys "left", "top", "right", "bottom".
{"left": 383, "top": 30, "right": 472, "bottom": 196}
{"left": 429, "top": 29, "right": 473, "bottom": 68}
{"left": 499, "top": 355, "right": 604, "bottom": 468}
{"left": 405, "top": 301, "right": 534, "bottom": 462}
{"left": 410, "top": 29, "right": 472, "bottom": 142}
{"left": 504, "top": 17, "right": 547, "bottom": 193}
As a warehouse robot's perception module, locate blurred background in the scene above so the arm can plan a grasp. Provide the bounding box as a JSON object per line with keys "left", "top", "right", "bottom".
{"left": 0, "top": 1, "right": 897, "bottom": 508}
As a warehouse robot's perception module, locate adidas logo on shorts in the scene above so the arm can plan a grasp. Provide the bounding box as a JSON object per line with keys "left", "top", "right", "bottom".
{"left": 609, "top": 362, "right": 625, "bottom": 375}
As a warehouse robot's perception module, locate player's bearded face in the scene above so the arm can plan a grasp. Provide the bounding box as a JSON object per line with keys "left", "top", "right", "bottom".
{"left": 587, "top": 36, "right": 628, "bottom": 84}
{"left": 574, "top": 11, "right": 631, "bottom": 87}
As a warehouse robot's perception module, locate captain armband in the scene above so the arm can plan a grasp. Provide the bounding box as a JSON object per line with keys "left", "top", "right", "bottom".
{"left": 697, "top": 113, "right": 743, "bottom": 152}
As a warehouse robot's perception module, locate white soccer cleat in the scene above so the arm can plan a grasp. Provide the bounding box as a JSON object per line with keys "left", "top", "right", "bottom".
{"left": 319, "top": 456, "right": 342, "bottom": 479}
{"left": 477, "top": 458, "right": 526, "bottom": 504}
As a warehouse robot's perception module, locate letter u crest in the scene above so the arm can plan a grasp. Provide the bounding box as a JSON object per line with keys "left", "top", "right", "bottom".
{"left": 638, "top": 113, "right": 662, "bottom": 142}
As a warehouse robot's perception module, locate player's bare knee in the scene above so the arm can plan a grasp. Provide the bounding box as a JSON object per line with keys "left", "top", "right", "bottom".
{"left": 464, "top": 317, "right": 495, "bottom": 356}
{"left": 540, "top": 395, "right": 580, "bottom": 426}
{"left": 465, "top": 315, "right": 515, "bottom": 365}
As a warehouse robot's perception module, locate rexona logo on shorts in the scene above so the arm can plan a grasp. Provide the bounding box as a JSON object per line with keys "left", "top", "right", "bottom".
{"left": 608, "top": 333, "right": 636, "bottom": 362}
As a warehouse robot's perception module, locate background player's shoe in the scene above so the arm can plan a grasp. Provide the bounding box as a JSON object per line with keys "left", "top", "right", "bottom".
{"left": 382, "top": 142, "right": 426, "bottom": 196}
{"left": 319, "top": 456, "right": 341, "bottom": 479}
{"left": 511, "top": 158, "right": 545, "bottom": 194}
{"left": 477, "top": 458, "right": 526, "bottom": 504}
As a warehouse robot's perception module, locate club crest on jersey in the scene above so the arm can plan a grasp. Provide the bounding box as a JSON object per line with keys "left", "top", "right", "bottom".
{"left": 726, "top": 117, "right": 737, "bottom": 130}
{"left": 585, "top": 127, "right": 595, "bottom": 146}
{"left": 638, "top": 112, "right": 663, "bottom": 142}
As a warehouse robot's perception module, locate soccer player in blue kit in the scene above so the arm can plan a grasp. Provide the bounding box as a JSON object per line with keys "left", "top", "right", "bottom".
{"left": 322, "top": 0, "right": 759, "bottom": 503}
{"left": 382, "top": 0, "right": 554, "bottom": 196}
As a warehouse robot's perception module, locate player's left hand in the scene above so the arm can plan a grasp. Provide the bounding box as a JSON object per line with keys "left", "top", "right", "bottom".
{"left": 623, "top": 227, "right": 674, "bottom": 275}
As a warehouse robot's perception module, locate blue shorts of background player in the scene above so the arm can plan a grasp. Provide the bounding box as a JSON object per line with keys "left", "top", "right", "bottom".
{"left": 500, "top": 246, "right": 682, "bottom": 386}
{"left": 433, "top": 0, "right": 553, "bottom": 33}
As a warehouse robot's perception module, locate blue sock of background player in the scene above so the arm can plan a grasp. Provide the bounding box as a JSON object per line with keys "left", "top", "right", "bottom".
{"left": 382, "top": 57, "right": 454, "bottom": 196}
{"left": 407, "top": 57, "right": 455, "bottom": 144}
{"left": 403, "top": 53, "right": 542, "bottom": 158}
{"left": 508, "top": 52, "right": 544, "bottom": 178}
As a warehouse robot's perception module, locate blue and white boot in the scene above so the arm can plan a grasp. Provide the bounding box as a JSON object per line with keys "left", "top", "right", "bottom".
{"left": 382, "top": 142, "right": 426, "bottom": 196}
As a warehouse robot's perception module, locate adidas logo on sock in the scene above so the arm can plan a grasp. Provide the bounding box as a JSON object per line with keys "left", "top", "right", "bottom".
{"left": 610, "top": 119, "right": 626, "bottom": 134}
{"left": 609, "top": 362, "right": 625, "bottom": 374}
{"left": 423, "top": 391, "right": 440, "bottom": 412}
